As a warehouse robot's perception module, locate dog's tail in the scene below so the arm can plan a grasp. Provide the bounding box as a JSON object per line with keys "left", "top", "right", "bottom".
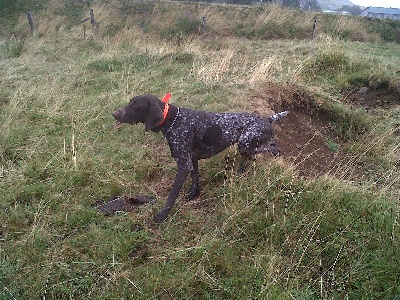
{"left": 268, "top": 111, "right": 289, "bottom": 123}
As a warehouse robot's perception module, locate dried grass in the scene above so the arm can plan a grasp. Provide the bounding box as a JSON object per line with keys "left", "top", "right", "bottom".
{"left": 1, "top": 1, "right": 400, "bottom": 299}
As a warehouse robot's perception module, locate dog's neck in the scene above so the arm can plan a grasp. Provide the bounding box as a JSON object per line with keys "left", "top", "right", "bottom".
{"left": 160, "top": 104, "right": 179, "bottom": 133}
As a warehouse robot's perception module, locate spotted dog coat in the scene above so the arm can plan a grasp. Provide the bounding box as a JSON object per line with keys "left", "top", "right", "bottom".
{"left": 112, "top": 94, "right": 289, "bottom": 223}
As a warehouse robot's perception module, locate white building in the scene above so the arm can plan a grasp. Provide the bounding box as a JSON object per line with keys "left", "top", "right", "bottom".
{"left": 360, "top": 7, "right": 400, "bottom": 20}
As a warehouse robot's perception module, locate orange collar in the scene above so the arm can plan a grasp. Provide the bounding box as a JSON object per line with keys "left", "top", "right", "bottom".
{"left": 160, "top": 93, "right": 172, "bottom": 125}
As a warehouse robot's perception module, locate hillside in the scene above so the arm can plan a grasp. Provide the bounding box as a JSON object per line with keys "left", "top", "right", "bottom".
{"left": 1, "top": 1, "right": 400, "bottom": 299}
{"left": 319, "top": 0, "right": 355, "bottom": 10}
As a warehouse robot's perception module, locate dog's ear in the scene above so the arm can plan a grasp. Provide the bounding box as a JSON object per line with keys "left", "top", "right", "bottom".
{"left": 144, "top": 97, "right": 163, "bottom": 131}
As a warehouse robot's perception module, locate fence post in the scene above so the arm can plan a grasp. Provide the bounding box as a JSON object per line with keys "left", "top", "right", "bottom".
{"left": 199, "top": 15, "right": 206, "bottom": 35}
{"left": 90, "top": 8, "right": 97, "bottom": 31}
{"left": 27, "top": 11, "right": 34, "bottom": 34}
{"left": 312, "top": 16, "right": 317, "bottom": 40}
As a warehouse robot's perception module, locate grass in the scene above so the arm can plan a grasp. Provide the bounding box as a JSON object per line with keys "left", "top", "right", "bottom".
{"left": 3, "top": 38, "right": 25, "bottom": 58}
{"left": 1, "top": 0, "right": 400, "bottom": 299}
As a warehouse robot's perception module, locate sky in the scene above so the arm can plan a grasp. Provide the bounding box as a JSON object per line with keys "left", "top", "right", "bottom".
{"left": 350, "top": 0, "right": 400, "bottom": 8}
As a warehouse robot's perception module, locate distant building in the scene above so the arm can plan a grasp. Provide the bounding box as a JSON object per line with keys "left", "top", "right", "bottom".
{"left": 360, "top": 7, "right": 400, "bottom": 20}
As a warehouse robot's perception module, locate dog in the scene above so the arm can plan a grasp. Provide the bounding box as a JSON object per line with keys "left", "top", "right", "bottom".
{"left": 112, "top": 94, "right": 288, "bottom": 223}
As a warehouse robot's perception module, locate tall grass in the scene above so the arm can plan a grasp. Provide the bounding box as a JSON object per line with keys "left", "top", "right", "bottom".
{"left": 1, "top": 0, "right": 400, "bottom": 299}
{"left": 2, "top": 0, "right": 400, "bottom": 41}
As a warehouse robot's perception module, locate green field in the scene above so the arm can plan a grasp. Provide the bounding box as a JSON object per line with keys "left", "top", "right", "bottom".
{"left": 1, "top": 1, "right": 400, "bottom": 299}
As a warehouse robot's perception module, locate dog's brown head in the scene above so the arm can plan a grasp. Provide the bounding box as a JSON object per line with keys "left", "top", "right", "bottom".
{"left": 112, "top": 94, "right": 164, "bottom": 132}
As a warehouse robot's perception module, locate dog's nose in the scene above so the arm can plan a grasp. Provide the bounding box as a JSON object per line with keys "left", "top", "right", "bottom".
{"left": 112, "top": 109, "right": 122, "bottom": 119}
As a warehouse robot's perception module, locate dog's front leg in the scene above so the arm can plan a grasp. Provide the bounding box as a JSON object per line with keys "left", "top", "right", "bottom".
{"left": 154, "top": 164, "right": 190, "bottom": 223}
{"left": 187, "top": 158, "right": 200, "bottom": 200}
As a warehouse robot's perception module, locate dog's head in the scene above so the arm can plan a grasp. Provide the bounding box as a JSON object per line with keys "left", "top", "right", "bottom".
{"left": 112, "top": 94, "right": 164, "bottom": 132}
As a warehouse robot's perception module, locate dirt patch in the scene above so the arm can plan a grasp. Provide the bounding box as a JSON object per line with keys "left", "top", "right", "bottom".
{"left": 274, "top": 111, "right": 338, "bottom": 178}
{"left": 251, "top": 85, "right": 340, "bottom": 178}
{"left": 343, "top": 86, "right": 400, "bottom": 111}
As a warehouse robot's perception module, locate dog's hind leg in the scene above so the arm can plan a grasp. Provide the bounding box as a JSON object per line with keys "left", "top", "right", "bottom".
{"left": 256, "top": 140, "right": 280, "bottom": 156}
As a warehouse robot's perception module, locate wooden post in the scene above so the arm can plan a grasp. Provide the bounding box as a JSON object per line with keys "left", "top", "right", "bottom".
{"left": 90, "top": 8, "right": 97, "bottom": 32}
{"left": 201, "top": 16, "right": 206, "bottom": 34}
{"left": 312, "top": 16, "right": 317, "bottom": 40}
{"left": 27, "top": 11, "right": 34, "bottom": 34}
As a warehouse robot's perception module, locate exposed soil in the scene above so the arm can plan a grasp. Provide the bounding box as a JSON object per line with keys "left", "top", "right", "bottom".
{"left": 343, "top": 86, "right": 400, "bottom": 111}
{"left": 274, "top": 110, "right": 338, "bottom": 178}
{"left": 250, "top": 85, "right": 340, "bottom": 178}
{"left": 250, "top": 84, "right": 398, "bottom": 179}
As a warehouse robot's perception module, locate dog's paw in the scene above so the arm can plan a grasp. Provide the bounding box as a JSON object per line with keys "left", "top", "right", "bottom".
{"left": 186, "top": 183, "right": 200, "bottom": 200}
{"left": 153, "top": 211, "right": 168, "bottom": 223}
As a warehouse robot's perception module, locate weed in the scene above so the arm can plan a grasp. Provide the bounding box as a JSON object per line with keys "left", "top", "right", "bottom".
{"left": 326, "top": 139, "right": 338, "bottom": 152}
